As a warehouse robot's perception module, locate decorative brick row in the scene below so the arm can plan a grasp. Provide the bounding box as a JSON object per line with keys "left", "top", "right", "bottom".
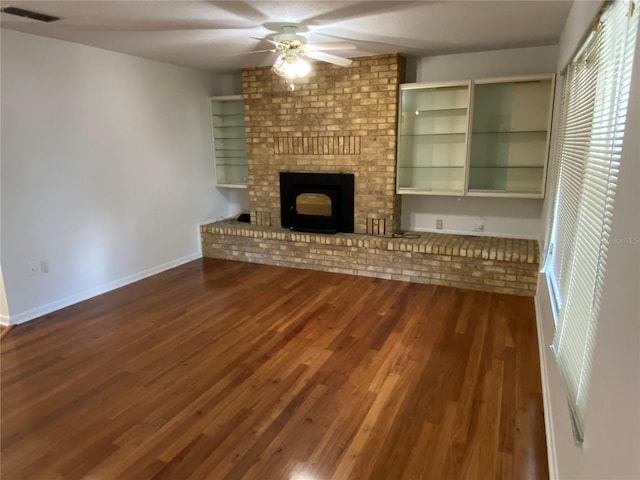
{"left": 274, "top": 135, "right": 361, "bottom": 155}
{"left": 251, "top": 210, "right": 272, "bottom": 227}
{"left": 367, "top": 217, "right": 389, "bottom": 236}
{"left": 200, "top": 221, "right": 539, "bottom": 296}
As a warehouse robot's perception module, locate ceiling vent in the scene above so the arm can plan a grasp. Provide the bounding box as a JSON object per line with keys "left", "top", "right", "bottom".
{"left": 0, "top": 6, "right": 60, "bottom": 23}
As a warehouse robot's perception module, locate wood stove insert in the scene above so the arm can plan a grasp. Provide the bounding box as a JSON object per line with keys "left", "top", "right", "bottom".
{"left": 280, "top": 172, "right": 354, "bottom": 234}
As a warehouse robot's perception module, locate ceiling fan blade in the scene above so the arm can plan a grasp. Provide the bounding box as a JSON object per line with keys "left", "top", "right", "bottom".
{"left": 250, "top": 37, "right": 285, "bottom": 48}
{"left": 305, "top": 50, "right": 353, "bottom": 67}
{"left": 306, "top": 42, "right": 357, "bottom": 51}
{"left": 232, "top": 49, "right": 276, "bottom": 56}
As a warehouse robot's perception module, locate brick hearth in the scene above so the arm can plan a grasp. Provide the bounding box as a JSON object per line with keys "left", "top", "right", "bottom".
{"left": 201, "top": 221, "right": 539, "bottom": 296}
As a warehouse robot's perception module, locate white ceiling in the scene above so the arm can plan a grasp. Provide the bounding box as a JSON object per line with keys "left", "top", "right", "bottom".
{"left": 0, "top": 1, "right": 575, "bottom": 72}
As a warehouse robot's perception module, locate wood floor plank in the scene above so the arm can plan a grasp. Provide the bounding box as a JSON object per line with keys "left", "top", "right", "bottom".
{"left": 1, "top": 258, "right": 548, "bottom": 479}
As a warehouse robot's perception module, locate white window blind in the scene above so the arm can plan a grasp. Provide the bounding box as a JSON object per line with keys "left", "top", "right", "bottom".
{"left": 546, "top": 0, "right": 639, "bottom": 441}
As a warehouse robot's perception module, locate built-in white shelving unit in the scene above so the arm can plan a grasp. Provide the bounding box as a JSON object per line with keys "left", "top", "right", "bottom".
{"left": 210, "top": 95, "right": 248, "bottom": 188}
{"left": 396, "top": 74, "right": 555, "bottom": 198}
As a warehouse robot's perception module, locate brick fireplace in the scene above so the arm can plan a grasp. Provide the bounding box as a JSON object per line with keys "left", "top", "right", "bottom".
{"left": 242, "top": 53, "right": 406, "bottom": 236}
{"left": 200, "top": 53, "right": 540, "bottom": 297}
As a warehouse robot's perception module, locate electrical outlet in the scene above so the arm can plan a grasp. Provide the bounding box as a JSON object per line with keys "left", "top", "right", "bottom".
{"left": 436, "top": 219, "right": 443, "bottom": 230}
{"left": 40, "top": 259, "right": 49, "bottom": 273}
{"left": 28, "top": 262, "right": 39, "bottom": 277}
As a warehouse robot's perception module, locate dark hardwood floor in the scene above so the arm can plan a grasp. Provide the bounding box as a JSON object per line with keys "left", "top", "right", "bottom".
{"left": 1, "top": 258, "right": 548, "bottom": 479}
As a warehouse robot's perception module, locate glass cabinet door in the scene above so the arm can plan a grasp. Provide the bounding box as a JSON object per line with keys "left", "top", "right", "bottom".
{"left": 397, "top": 82, "right": 471, "bottom": 195}
{"left": 468, "top": 76, "right": 554, "bottom": 197}
{"left": 210, "top": 96, "right": 248, "bottom": 188}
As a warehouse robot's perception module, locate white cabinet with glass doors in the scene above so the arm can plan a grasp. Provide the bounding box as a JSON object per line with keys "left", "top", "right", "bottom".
{"left": 397, "top": 81, "right": 471, "bottom": 195}
{"left": 396, "top": 74, "right": 555, "bottom": 198}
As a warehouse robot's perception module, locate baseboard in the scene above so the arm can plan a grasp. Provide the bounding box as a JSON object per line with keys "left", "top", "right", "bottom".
{"left": 6, "top": 253, "right": 202, "bottom": 326}
{"left": 534, "top": 286, "right": 559, "bottom": 480}
{"left": 0, "top": 325, "right": 13, "bottom": 340}
{"left": 0, "top": 314, "right": 10, "bottom": 326}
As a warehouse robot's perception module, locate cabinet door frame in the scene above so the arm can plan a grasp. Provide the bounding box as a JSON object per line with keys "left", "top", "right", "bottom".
{"left": 209, "top": 94, "right": 248, "bottom": 189}
{"left": 396, "top": 80, "right": 472, "bottom": 196}
{"left": 466, "top": 73, "right": 556, "bottom": 199}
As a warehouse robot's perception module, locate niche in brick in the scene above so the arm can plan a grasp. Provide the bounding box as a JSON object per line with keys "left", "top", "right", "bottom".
{"left": 280, "top": 172, "right": 354, "bottom": 234}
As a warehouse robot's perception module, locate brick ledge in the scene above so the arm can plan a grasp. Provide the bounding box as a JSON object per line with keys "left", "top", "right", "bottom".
{"left": 200, "top": 220, "right": 539, "bottom": 265}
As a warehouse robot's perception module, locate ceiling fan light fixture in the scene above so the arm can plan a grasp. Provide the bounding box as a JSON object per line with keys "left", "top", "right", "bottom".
{"left": 272, "top": 53, "right": 311, "bottom": 80}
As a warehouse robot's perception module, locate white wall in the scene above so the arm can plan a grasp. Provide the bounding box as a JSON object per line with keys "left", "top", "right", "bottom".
{"left": 402, "top": 46, "right": 558, "bottom": 239}
{"left": 536, "top": 1, "right": 640, "bottom": 478}
{"left": 414, "top": 45, "right": 559, "bottom": 83}
{"left": 401, "top": 196, "right": 543, "bottom": 239}
{"left": 220, "top": 188, "right": 250, "bottom": 215}
{"left": 0, "top": 29, "right": 238, "bottom": 324}
{"left": 0, "top": 267, "right": 9, "bottom": 325}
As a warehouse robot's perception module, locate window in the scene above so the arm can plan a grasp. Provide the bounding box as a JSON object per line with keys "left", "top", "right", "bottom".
{"left": 545, "top": 0, "right": 639, "bottom": 441}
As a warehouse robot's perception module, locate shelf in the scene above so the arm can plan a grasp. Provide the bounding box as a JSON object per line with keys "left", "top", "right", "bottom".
{"left": 215, "top": 183, "right": 248, "bottom": 190}
{"left": 468, "top": 188, "right": 541, "bottom": 193}
{"left": 211, "top": 101, "right": 244, "bottom": 117}
{"left": 397, "top": 187, "right": 465, "bottom": 195}
{"left": 399, "top": 166, "right": 465, "bottom": 169}
{"left": 214, "top": 144, "right": 246, "bottom": 150}
{"left": 399, "top": 132, "right": 467, "bottom": 137}
{"left": 215, "top": 158, "right": 247, "bottom": 162}
{"left": 467, "top": 189, "right": 543, "bottom": 197}
{"left": 468, "top": 166, "right": 545, "bottom": 195}
{"left": 469, "top": 166, "right": 544, "bottom": 169}
{"left": 414, "top": 107, "right": 467, "bottom": 114}
{"left": 398, "top": 166, "right": 465, "bottom": 192}
{"left": 472, "top": 130, "right": 547, "bottom": 135}
{"left": 401, "top": 83, "right": 470, "bottom": 117}
{"left": 213, "top": 119, "right": 244, "bottom": 129}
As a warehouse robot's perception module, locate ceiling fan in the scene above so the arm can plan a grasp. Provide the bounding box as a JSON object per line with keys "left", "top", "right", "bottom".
{"left": 250, "top": 25, "right": 357, "bottom": 80}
